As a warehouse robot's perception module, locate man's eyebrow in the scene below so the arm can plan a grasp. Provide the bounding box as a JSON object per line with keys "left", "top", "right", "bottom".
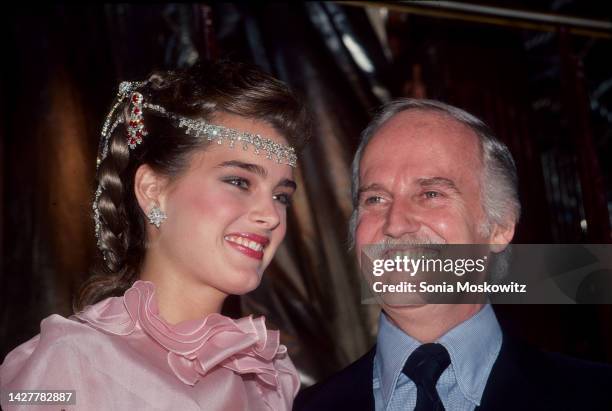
{"left": 216, "top": 160, "right": 267, "bottom": 178}
{"left": 357, "top": 183, "right": 386, "bottom": 197}
{"left": 418, "top": 177, "right": 460, "bottom": 193}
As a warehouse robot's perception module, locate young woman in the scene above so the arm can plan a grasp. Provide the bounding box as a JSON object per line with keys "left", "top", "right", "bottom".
{"left": 1, "top": 60, "right": 309, "bottom": 410}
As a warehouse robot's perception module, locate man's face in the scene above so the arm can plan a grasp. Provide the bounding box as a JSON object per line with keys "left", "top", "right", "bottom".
{"left": 355, "top": 110, "right": 496, "bottom": 254}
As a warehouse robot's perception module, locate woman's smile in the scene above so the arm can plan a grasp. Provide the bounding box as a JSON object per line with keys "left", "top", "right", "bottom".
{"left": 224, "top": 232, "right": 270, "bottom": 260}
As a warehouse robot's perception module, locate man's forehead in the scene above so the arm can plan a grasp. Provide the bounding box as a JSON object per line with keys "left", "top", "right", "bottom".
{"left": 373, "top": 110, "right": 479, "bottom": 146}
{"left": 359, "top": 110, "right": 483, "bottom": 185}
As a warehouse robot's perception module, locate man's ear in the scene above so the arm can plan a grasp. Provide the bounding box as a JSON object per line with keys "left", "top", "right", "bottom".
{"left": 488, "top": 222, "right": 516, "bottom": 253}
{"left": 134, "top": 164, "right": 168, "bottom": 215}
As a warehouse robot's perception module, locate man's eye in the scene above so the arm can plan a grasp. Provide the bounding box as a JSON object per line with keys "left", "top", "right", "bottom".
{"left": 364, "top": 196, "right": 384, "bottom": 205}
{"left": 273, "top": 193, "right": 292, "bottom": 207}
{"left": 424, "top": 191, "right": 441, "bottom": 199}
{"left": 225, "top": 177, "right": 249, "bottom": 190}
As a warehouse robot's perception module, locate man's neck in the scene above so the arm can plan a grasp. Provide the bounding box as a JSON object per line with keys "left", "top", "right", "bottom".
{"left": 382, "top": 303, "right": 484, "bottom": 343}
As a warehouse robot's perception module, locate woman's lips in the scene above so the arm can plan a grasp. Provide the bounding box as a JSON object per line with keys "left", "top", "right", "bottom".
{"left": 227, "top": 242, "right": 264, "bottom": 260}
{"left": 224, "top": 233, "right": 269, "bottom": 261}
{"left": 231, "top": 232, "right": 270, "bottom": 247}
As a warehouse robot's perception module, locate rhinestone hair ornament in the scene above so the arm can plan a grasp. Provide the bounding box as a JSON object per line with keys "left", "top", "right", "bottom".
{"left": 93, "top": 81, "right": 297, "bottom": 250}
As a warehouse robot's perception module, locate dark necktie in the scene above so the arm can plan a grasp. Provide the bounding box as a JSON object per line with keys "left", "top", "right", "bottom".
{"left": 402, "top": 343, "right": 451, "bottom": 411}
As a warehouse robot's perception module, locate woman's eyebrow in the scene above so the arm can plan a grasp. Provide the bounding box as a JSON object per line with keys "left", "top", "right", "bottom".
{"left": 217, "top": 160, "right": 295, "bottom": 190}
{"left": 216, "top": 160, "right": 267, "bottom": 177}
{"left": 278, "top": 179, "right": 297, "bottom": 190}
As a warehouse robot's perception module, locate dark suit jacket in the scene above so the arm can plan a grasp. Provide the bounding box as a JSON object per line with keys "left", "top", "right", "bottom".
{"left": 294, "top": 335, "right": 612, "bottom": 411}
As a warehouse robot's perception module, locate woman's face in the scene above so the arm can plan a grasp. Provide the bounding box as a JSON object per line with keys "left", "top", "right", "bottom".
{"left": 150, "top": 113, "right": 296, "bottom": 296}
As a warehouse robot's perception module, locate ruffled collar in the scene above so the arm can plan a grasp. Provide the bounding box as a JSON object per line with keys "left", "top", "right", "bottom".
{"left": 75, "top": 280, "right": 288, "bottom": 387}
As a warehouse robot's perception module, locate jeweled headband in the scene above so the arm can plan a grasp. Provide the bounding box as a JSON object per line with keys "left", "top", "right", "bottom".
{"left": 93, "top": 81, "right": 297, "bottom": 248}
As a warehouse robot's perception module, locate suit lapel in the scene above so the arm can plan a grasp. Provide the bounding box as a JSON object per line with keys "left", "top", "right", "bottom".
{"left": 340, "top": 347, "right": 376, "bottom": 411}
{"left": 294, "top": 347, "right": 376, "bottom": 411}
{"left": 476, "top": 336, "right": 550, "bottom": 411}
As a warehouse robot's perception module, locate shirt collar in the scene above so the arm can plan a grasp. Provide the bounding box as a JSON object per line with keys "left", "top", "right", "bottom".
{"left": 375, "top": 311, "right": 421, "bottom": 409}
{"left": 438, "top": 304, "right": 502, "bottom": 404}
{"left": 375, "top": 304, "right": 502, "bottom": 407}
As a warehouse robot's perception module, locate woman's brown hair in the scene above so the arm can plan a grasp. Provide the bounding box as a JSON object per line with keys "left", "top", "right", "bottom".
{"left": 75, "top": 60, "right": 309, "bottom": 311}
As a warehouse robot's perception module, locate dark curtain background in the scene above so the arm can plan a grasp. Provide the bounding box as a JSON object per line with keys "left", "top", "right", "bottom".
{"left": 2, "top": 2, "right": 611, "bottom": 385}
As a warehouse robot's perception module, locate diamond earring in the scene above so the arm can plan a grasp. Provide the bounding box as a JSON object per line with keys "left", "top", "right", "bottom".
{"left": 147, "top": 205, "right": 167, "bottom": 228}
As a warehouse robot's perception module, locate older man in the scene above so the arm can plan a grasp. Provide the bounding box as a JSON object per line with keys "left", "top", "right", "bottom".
{"left": 295, "top": 99, "right": 612, "bottom": 411}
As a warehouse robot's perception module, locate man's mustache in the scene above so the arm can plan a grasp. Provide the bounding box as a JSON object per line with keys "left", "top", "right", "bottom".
{"left": 380, "top": 235, "right": 446, "bottom": 246}
{"left": 368, "top": 236, "right": 446, "bottom": 260}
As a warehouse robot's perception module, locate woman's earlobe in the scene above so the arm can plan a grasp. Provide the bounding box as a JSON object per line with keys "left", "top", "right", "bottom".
{"left": 146, "top": 204, "right": 167, "bottom": 228}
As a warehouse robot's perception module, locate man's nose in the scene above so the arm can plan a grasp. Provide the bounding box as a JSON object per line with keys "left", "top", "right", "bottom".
{"left": 382, "top": 199, "right": 421, "bottom": 238}
{"left": 249, "top": 194, "right": 281, "bottom": 230}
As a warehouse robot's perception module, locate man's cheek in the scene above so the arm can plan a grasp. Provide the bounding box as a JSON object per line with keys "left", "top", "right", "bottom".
{"left": 426, "top": 212, "right": 472, "bottom": 243}
{"left": 430, "top": 219, "right": 450, "bottom": 235}
{"left": 356, "top": 215, "right": 379, "bottom": 243}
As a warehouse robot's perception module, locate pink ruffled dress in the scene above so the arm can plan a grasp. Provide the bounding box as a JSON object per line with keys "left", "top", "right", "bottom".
{"left": 0, "top": 281, "right": 300, "bottom": 410}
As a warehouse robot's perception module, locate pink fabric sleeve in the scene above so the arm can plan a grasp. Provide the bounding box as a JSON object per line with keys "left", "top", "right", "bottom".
{"left": 1, "top": 315, "right": 91, "bottom": 410}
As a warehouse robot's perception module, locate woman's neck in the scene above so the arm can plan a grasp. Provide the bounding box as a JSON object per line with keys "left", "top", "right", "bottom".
{"left": 139, "top": 258, "right": 227, "bottom": 325}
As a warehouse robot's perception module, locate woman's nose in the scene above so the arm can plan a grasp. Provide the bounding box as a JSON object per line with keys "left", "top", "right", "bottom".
{"left": 249, "top": 194, "right": 281, "bottom": 230}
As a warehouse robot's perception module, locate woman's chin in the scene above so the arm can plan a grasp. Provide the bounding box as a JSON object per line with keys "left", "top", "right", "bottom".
{"left": 222, "top": 271, "right": 263, "bottom": 295}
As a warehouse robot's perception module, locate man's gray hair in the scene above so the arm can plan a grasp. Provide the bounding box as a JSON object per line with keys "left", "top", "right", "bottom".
{"left": 348, "top": 98, "right": 521, "bottom": 249}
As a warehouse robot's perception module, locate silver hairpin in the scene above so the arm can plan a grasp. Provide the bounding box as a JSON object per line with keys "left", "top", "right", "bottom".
{"left": 126, "top": 92, "right": 148, "bottom": 149}
{"left": 98, "top": 81, "right": 147, "bottom": 168}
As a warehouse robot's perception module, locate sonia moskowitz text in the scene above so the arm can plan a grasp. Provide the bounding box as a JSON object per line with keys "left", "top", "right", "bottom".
{"left": 372, "top": 281, "right": 527, "bottom": 294}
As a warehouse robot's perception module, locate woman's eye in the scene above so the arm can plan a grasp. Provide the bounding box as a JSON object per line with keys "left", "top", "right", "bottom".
{"left": 273, "top": 193, "right": 292, "bottom": 207}
{"left": 225, "top": 177, "right": 250, "bottom": 190}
